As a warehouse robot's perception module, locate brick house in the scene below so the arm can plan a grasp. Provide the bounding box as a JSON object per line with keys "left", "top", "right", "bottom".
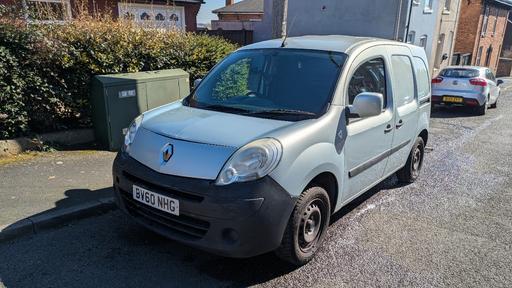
{"left": 452, "top": 0, "right": 512, "bottom": 72}
{"left": 0, "top": 0, "right": 204, "bottom": 32}
{"left": 211, "top": 0, "right": 263, "bottom": 30}
{"left": 497, "top": 13, "right": 512, "bottom": 76}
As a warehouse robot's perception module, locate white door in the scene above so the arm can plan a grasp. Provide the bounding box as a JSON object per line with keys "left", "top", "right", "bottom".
{"left": 343, "top": 47, "right": 395, "bottom": 200}
{"left": 385, "top": 47, "right": 420, "bottom": 175}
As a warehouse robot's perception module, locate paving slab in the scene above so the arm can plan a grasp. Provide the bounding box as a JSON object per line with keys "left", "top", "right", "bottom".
{"left": 0, "top": 150, "right": 116, "bottom": 234}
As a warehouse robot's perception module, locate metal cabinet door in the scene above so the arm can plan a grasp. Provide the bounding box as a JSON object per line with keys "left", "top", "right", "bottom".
{"left": 106, "top": 83, "right": 147, "bottom": 150}
{"left": 147, "top": 79, "right": 181, "bottom": 109}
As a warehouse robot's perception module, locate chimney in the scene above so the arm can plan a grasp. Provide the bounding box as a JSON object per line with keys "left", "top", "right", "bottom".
{"left": 226, "top": 0, "right": 235, "bottom": 6}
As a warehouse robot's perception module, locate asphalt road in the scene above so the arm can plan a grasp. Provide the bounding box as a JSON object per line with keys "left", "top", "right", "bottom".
{"left": 2, "top": 90, "right": 512, "bottom": 288}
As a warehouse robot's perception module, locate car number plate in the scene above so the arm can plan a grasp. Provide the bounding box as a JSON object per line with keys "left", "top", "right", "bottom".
{"left": 133, "top": 185, "right": 179, "bottom": 216}
{"left": 443, "top": 96, "right": 463, "bottom": 103}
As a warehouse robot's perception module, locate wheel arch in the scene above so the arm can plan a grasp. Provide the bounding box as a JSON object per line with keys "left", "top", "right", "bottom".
{"left": 306, "top": 172, "right": 339, "bottom": 214}
{"left": 418, "top": 129, "right": 428, "bottom": 145}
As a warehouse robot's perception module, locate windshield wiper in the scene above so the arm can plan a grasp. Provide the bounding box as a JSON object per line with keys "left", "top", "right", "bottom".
{"left": 247, "top": 109, "right": 317, "bottom": 117}
{"left": 200, "top": 104, "right": 251, "bottom": 114}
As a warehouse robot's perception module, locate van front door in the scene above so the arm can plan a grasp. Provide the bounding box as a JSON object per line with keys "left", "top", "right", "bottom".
{"left": 385, "top": 50, "right": 420, "bottom": 174}
{"left": 343, "top": 49, "right": 395, "bottom": 200}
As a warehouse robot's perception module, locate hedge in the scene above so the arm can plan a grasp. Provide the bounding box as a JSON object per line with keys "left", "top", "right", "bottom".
{"left": 0, "top": 18, "right": 237, "bottom": 139}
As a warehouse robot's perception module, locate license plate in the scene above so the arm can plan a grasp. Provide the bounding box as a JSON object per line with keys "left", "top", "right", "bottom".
{"left": 133, "top": 185, "right": 179, "bottom": 216}
{"left": 443, "top": 96, "right": 463, "bottom": 103}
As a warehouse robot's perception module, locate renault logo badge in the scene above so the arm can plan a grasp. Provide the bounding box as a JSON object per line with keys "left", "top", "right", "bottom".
{"left": 162, "top": 144, "right": 174, "bottom": 163}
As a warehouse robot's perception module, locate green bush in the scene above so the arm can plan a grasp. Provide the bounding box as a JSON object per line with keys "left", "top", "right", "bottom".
{"left": 0, "top": 18, "right": 237, "bottom": 139}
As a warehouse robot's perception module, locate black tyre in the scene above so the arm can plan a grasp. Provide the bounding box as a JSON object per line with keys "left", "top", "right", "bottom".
{"left": 275, "top": 186, "right": 331, "bottom": 266}
{"left": 397, "top": 137, "right": 425, "bottom": 183}
{"left": 476, "top": 96, "right": 489, "bottom": 115}
{"left": 490, "top": 98, "right": 498, "bottom": 109}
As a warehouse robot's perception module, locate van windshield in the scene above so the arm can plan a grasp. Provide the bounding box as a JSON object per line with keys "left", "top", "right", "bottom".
{"left": 184, "top": 49, "right": 347, "bottom": 120}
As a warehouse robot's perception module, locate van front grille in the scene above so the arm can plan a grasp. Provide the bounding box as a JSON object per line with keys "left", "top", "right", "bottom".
{"left": 122, "top": 171, "right": 204, "bottom": 203}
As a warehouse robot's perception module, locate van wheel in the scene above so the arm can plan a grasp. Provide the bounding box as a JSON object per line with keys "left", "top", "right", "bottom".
{"left": 397, "top": 137, "right": 425, "bottom": 183}
{"left": 275, "top": 186, "right": 331, "bottom": 266}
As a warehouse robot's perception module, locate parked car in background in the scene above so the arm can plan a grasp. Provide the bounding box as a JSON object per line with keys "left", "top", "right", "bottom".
{"left": 431, "top": 66, "right": 502, "bottom": 115}
{"left": 113, "top": 36, "right": 431, "bottom": 266}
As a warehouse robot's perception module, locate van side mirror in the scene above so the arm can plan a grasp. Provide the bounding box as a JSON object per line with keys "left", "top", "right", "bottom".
{"left": 349, "top": 92, "right": 383, "bottom": 118}
{"left": 194, "top": 78, "right": 202, "bottom": 89}
{"left": 497, "top": 79, "right": 504, "bottom": 86}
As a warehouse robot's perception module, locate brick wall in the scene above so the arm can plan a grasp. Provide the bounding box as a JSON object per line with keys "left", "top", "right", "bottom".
{"left": 454, "top": 0, "right": 483, "bottom": 55}
{"left": 454, "top": 0, "right": 510, "bottom": 72}
{"left": 218, "top": 13, "right": 262, "bottom": 21}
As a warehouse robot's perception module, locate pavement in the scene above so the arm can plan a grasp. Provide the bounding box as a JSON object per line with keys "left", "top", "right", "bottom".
{"left": 1, "top": 89, "right": 512, "bottom": 287}
{"left": 0, "top": 151, "right": 116, "bottom": 239}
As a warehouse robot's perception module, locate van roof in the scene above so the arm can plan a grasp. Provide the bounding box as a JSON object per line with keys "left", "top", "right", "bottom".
{"left": 240, "top": 35, "right": 403, "bottom": 54}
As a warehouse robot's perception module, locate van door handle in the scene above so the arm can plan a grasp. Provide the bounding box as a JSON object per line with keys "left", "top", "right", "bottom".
{"left": 396, "top": 120, "right": 404, "bottom": 129}
{"left": 384, "top": 124, "right": 393, "bottom": 133}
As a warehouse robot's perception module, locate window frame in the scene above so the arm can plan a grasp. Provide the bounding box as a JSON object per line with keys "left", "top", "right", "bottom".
{"left": 444, "top": 0, "right": 451, "bottom": 13}
{"left": 492, "top": 7, "right": 499, "bottom": 36}
{"left": 412, "top": 56, "right": 431, "bottom": 103}
{"left": 482, "top": 5, "right": 490, "bottom": 36}
{"left": 390, "top": 54, "right": 417, "bottom": 107}
{"left": 407, "top": 31, "right": 416, "bottom": 44}
{"left": 419, "top": 35, "right": 428, "bottom": 50}
{"left": 476, "top": 46, "right": 483, "bottom": 65}
{"left": 346, "top": 57, "right": 389, "bottom": 109}
{"left": 424, "top": 0, "right": 434, "bottom": 13}
{"left": 25, "top": 0, "right": 72, "bottom": 23}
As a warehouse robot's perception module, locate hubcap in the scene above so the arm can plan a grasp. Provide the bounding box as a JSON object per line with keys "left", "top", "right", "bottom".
{"left": 412, "top": 147, "right": 422, "bottom": 176}
{"left": 299, "top": 199, "right": 325, "bottom": 252}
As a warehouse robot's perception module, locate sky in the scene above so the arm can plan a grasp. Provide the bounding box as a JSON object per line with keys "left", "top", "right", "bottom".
{"left": 197, "top": 0, "right": 241, "bottom": 25}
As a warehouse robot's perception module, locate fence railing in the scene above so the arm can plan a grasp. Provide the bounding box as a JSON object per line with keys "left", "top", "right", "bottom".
{"left": 200, "top": 30, "right": 253, "bottom": 46}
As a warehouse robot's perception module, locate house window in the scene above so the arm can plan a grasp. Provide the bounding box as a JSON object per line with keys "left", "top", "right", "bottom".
{"left": 25, "top": 0, "right": 71, "bottom": 22}
{"left": 424, "top": 0, "right": 434, "bottom": 12}
{"left": 492, "top": 7, "right": 499, "bottom": 35}
{"left": 118, "top": 3, "right": 186, "bottom": 30}
{"left": 407, "top": 31, "right": 416, "bottom": 44}
{"left": 482, "top": 5, "right": 490, "bottom": 36}
{"left": 140, "top": 12, "right": 151, "bottom": 21}
{"left": 476, "top": 46, "right": 483, "bottom": 65}
{"left": 444, "top": 0, "right": 451, "bottom": 12}
{"left": 419, "top": 35, "right": 428, "bottom": 50}
{"left": 155, "top": 13, "right": 165, "bottom": 21}
{"left": 462, "top": 54, "right": 472, "bottom": 65}
{"left": 485, "top": 46, "right": 493, "bottom": 67}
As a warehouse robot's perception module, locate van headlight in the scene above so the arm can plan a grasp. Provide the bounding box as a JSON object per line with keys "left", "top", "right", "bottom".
{"left": 216, "top": 138, "right": 283, "bottom": 186}
{"left": 123, "top": 114, "right": 143, "bottom": 152}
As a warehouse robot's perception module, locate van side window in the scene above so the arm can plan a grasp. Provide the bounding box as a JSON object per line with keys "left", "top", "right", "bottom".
{"left": 412, "top": 57, "right": 430, "bottom": 100}
{"left": 348, "top": 58, "right": 387, "bottom": 107}
{"left": 391, "top": 55, "right": 415, "bottom": 106}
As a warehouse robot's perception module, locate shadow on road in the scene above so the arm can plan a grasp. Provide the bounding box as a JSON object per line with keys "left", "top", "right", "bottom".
{"left": 1, "top": 187, "right": 113, "bottom": 236}
{"left": 430, "top": 106, "right": 481, "bottom": 118}
{"left": 0, "top": 176, "right": 402, "bottom": 287}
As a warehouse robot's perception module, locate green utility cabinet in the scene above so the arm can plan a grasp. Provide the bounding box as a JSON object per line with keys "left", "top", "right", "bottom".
{"left": 91, "top": 69, "right": 190, "bottom": 151}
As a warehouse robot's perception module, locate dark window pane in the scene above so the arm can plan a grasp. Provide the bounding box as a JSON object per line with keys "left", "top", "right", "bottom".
{"left": 348, "top": 58, "right": 387, "bottom": 107}
{"left": 189, "top": 49, "right": 347, "bottom": 118}
{"left": 440, "top": 68, "right": 480, "bottom": 78}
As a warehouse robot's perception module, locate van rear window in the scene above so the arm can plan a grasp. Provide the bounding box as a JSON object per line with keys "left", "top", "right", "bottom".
{"left": 440, "top": 68, "right": 479, "bottom": 78}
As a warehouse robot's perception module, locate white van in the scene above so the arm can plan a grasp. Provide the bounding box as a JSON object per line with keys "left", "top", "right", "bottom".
{"left": 113, "top": 35, "right": 431, "bottom": 265}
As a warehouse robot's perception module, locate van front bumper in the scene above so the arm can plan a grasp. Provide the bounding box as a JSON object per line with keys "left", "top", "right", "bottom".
{"left": 112, "top": 152, "right": 296, "bottom": 258}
